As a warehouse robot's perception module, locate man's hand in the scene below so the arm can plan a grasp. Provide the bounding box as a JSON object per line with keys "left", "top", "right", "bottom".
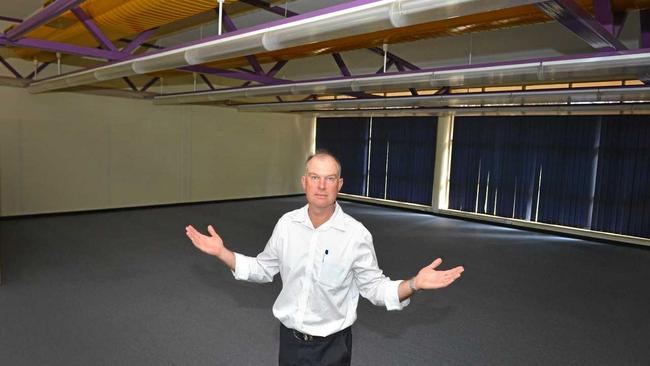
{"left": 413, "top": 258, "right": 464, "bottom": 290}
{"left": 186, "top": 225, "right": 225, "bottom": 257}
{"left": 186, "top": 224, "right": 236, "bottom": 270}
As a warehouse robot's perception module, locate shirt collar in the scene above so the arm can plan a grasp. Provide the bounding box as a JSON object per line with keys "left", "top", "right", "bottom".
{"left": 291, "top": 202, "right": 347, "bottom": 232}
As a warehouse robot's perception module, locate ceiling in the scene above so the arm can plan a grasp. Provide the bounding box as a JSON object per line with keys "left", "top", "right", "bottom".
{"left": 1, "top": 0, "right": 650, "bottom": 114}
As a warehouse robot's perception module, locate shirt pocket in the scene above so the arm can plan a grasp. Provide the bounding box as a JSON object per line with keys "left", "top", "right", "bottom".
{"left": 318, "top": 263, "right": 347, "bottom": 288}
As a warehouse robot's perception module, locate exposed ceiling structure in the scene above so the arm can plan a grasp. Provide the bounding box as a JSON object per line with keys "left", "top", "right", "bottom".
{"left": 1, "top": 0, "right": 650, "bottom": 113}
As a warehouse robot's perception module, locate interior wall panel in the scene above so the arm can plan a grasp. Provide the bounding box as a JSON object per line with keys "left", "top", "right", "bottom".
{"left": 0, "top": 86, "right": 314, "bottom": 216}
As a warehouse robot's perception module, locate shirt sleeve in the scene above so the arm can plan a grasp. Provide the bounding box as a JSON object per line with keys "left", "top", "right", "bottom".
{"left": 352, "top": 229, "right": 410, "bottom": 311}
{"left": 232, "top": 220, "right": 283, "bottom": 283}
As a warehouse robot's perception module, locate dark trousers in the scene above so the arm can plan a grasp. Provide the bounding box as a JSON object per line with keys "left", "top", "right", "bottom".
{"left": 279, "top": 324, "right": 352, "bottom": 366}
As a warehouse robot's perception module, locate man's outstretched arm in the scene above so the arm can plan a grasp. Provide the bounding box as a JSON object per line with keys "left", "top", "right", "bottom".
{"left": 398, "top": 258, "right": 464, "bottom": 301}
{"left": 186, "top": 225, "right": 236, "bottom": 271}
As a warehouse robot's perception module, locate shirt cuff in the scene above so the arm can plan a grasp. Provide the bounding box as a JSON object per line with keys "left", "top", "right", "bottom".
{"left": 385, "top": 279, "right": 410, "bottom": 311}
{"left": 231, "top": 252, "right": 250, "bottom": 281}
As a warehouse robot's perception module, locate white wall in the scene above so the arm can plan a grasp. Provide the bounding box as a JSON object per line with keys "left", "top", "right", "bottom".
{"left": 0, "top": 86, "right": 315, "bottom": 216}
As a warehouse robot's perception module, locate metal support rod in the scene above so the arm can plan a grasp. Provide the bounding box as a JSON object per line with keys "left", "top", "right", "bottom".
{"left": 217, "top": 0, "right": 225, "bottom": 35}
{"left": 376, "top": 59, "right": 394, "bottom": 74}
{"left": 56, "top": 52, "right": 61, "bottom": 75}
{"left": 382, "top": 43, "right": 388, "bottom": 73}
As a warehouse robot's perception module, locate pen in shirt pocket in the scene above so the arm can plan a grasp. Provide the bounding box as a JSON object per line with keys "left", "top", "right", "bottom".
{"left": 322, "top": 249, "right": 329, "bottom": 263}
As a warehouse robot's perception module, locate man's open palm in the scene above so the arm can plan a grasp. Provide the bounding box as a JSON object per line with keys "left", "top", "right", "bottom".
{"left": 415, "top": 258, "right": 464, "bottom": 290}
{"left": 186, "top": 225, "right": 224, "bottom": 256}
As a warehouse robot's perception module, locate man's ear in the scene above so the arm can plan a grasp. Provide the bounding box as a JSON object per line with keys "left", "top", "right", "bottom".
{"left": 301, "top": 175, "right": 307, "bottom": 191}
{"left": 337, "top": 178, "right": 344, "bottom": 192}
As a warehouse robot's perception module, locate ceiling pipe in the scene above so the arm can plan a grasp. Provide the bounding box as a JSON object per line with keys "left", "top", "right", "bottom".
{"left": 28, "top": 0, "right": 544, "bottom": 93}
{"left": 310, "top": 103, "right": 650, "bottom": 117}
{"left": 234, "top": 86, "right": 650, "bottom": 112}
{"left": 153, "top": 50, "right": 650, "bottom": 105}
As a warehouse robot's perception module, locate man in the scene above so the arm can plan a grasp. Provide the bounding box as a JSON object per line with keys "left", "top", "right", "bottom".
{"left": 186, "top": 151, "right": 464, "bottom": 366}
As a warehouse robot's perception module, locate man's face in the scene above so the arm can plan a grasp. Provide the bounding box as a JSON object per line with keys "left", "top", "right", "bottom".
{"left": 301, "top": 155, "right": 344, "bottom": 211}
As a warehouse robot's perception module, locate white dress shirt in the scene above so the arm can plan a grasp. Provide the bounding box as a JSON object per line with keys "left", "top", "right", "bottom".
{"left": 233, "top": 202, "right": 409, "bottom": 337}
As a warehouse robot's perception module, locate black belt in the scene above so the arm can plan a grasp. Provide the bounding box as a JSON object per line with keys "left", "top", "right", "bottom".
{"left": 284, "top": 324, "right": 349, "bottom": 342}
{"left": 291, "top": 328, "right": 325, "bottom": 342}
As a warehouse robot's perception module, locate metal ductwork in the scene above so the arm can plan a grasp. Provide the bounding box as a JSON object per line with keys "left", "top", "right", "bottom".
{"left": 28, "top": 0, "right": 545, "bottom": 93}
{"left": 233, "top": 86, "right": 650, "bottom": 112}
{"left": 152, "top": 50, "right": 650, "bottom": 105}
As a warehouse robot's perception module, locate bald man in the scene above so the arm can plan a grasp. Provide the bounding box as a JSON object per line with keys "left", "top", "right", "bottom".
{"left": 186, "top": 150, "right": 464, "bottom": 366}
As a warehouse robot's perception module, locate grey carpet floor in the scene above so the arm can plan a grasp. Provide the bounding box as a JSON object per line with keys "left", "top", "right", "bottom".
{"left": 1, "top": 196, "right": 648, "bottom": 366}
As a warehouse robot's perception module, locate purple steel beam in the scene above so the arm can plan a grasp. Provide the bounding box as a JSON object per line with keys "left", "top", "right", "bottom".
{"left": 241, "top": 1, "right": 420, "bottom": 73}
{"left": 6, "top": 0, "right": 87, "bottom": 41}
{"left": 121, "top": 28, "right": 158, "bottom": 54}
{"left": 239, "top": 60, "right": 287, "bottom": 87}
{"left": 0, "top": 37, "right": 123, "bottom": 60}
{"left": 220, "top": 9, "right": 238, "bottom": 33}
{"left": 0, "top": 15, "right": 23, "bottom": 23}
{"left": 0, "top": 56, "right": 23, "bottom": 79}
{"left": 119, "top": 37, "right": 163, "bottom": 51}
{"left": 164, "top": 46, "right": 650, "bottom": 100}
{"left": 242, "top": 0, "right": 420, "bottom": 74}
{"left": 140, "top": 77, "right": 159, "bottom": 92}
{"left": 332, "top": 53, "right": 352, "bottom": 77}
{"left": 22, "top": 0, "right": 382, "bottom": 84}
{"left": 593, "top": 0, "right": 614, "bottom": 34}
{"left": 122, "top": 77, "right": 137, "bottom": 92}
{"left": 246, "top": 56, "right": 264, "bottom": 74}
{"left": 70, "top": 7, "right": 117, "bottom": 51}
{"left": 536, "top": 0, "right": 626, "bottom": 51}
{"left": 641, "top": 9, "right": 650, "bottom": 48}
{"left": 200, "top": 74, "right": 215, "bottom": 90}
{"left": 182, "top": 65, "right": 289, "bottom": 84}
{"left": 434, "top": 87, "right": 451, "bottom": 95}
{"left": 27, "top": 62, "right": 50, "bottom": 80}
{"left": 239, "top": 0, "right": 299, "bottom": 18}
{"left": 612, "top": 12, "right": 627, "bottom": 38}
{"left": 266, "top": 60, "right": 288, "bottom": 77}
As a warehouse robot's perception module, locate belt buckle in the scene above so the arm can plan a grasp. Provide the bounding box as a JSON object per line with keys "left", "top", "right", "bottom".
{"left": 293, "top": 329, "right": 313, "bottom": 342}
